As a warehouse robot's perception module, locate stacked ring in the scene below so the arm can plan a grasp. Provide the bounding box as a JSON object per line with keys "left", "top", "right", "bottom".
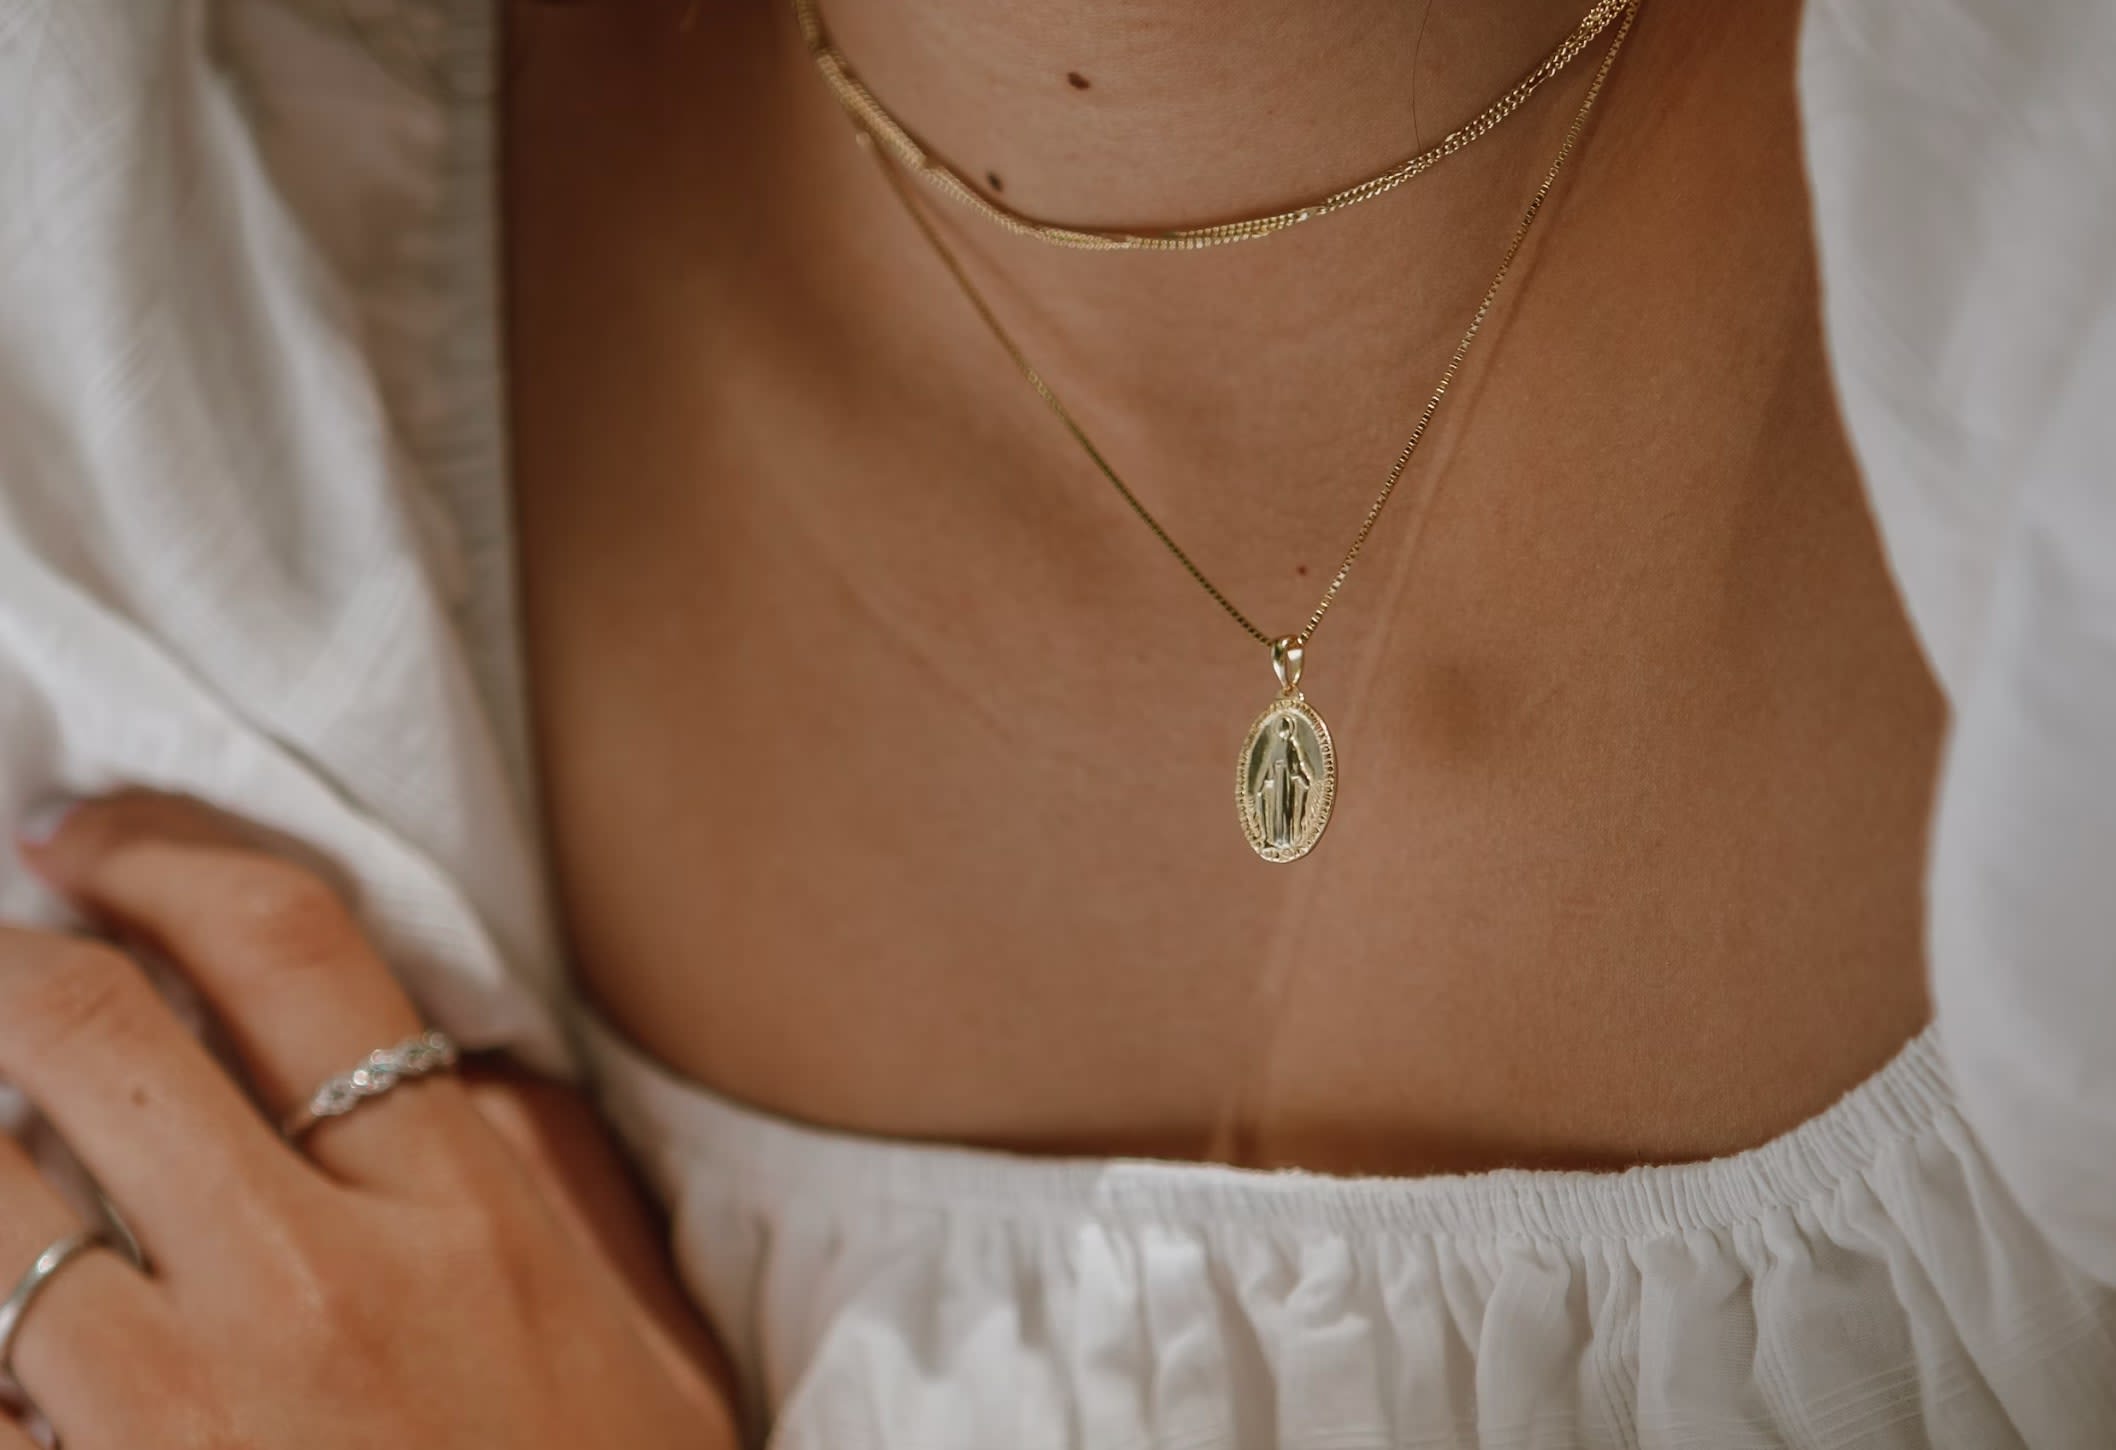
{"left": 0, "top": 1227, "right": 132, "bottom": 1406}
{"left": 281, "top": 1029, "right": 461, "bottom": 1142}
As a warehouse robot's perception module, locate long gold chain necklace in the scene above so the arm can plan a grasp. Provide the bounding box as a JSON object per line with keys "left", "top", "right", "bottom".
{"left": 833, "top": 2, "right": 1642, "bottom": 861}
{"left": 795, "top": 0, "right": 1634, "bottom": 252}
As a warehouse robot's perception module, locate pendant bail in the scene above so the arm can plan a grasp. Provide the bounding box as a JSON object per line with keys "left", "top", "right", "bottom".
{"left": 1270, "top": 636, "right": 1305, "bottom": 693}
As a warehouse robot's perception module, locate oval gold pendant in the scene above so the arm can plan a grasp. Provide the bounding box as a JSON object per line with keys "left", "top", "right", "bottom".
{"left": 1237, "top": 692, "right": 1336, "bottom": 863}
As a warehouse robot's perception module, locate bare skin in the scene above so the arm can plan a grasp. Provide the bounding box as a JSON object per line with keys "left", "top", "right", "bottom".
{"left": 504, "top": 0, "right": 1943, "bottom": 1175}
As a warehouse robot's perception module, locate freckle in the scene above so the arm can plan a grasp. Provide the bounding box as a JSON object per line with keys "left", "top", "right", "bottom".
{"left": 1295, "top": 563, "right": 1309, "bottom": 576}
{"left": 1066, "top": 71, "right": 1090, "bottom": 90}
{"left": 130, "top": 1086, "right": 147, "bottom": 1107}
{"left": 985, "top": 171, "right": 1005, "bottom": 192}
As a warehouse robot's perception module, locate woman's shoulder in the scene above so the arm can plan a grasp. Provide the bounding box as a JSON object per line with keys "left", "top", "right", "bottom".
{"left": 1801, "top": 0, "right": 2116, "bottom": 1286}
{"left": 1798, "top": 0, "right": 2116, "bottom": 694}
{"left": 0, "top": 0, "right": 569, "bottom": 1071}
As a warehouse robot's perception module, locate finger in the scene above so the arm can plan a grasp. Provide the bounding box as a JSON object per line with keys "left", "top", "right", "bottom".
{"left": 16, "top": 793, "right": 480, "bottom": 1189}
{"left": 0, "top": 927, "right": 304, "bottom": 1267}
{"left": 0, "top": 1134, "right": 172, "bottom": 1444}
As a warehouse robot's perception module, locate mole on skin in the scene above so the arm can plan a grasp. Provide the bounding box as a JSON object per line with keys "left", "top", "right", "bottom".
{"left": 986, "top": 171, "right": 1004, "bottom": 192}
{"left": 1066, "top": 71, "right": 1091, "bottom": 90}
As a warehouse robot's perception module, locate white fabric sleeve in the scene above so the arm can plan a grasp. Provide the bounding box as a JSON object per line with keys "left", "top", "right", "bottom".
{"left": 0, "top": 0, "right": 571, "bottom": 1073}
{"left": 1801, "top": 0, "right": 2116, "bottom": 1281}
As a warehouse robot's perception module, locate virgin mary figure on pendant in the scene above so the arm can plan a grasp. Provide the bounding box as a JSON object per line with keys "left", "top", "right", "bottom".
{"left": 1258, "top": 717, "right": 1313, "bottom": 846}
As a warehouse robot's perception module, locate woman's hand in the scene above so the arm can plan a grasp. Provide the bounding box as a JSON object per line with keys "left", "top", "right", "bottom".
{"left": 0, "top": 791, "right": 737, "bottom": 1449}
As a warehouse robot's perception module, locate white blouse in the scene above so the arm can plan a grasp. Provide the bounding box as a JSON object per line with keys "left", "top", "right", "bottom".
{"left": 2, "top": 2, "right": 2113, "bottom": 1446}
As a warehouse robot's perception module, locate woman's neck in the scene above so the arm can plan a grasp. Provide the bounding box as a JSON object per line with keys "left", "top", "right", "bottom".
{"left": 808, "top": 0, "right": 1602, "bottom": 231}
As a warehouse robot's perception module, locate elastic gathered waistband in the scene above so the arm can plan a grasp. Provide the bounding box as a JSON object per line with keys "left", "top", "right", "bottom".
{"left": 578, "top": 1010, "right": 1954, "bottom": 1242}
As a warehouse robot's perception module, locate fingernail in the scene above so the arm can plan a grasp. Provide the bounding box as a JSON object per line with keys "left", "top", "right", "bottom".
{"left": 16, "top": 799, "right": 79, "bottom": 848}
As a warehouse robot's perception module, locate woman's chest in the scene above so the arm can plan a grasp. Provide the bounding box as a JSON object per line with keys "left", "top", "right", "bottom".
{"left": 502, "top": 0, "right": 1941, "bottom": 1173}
